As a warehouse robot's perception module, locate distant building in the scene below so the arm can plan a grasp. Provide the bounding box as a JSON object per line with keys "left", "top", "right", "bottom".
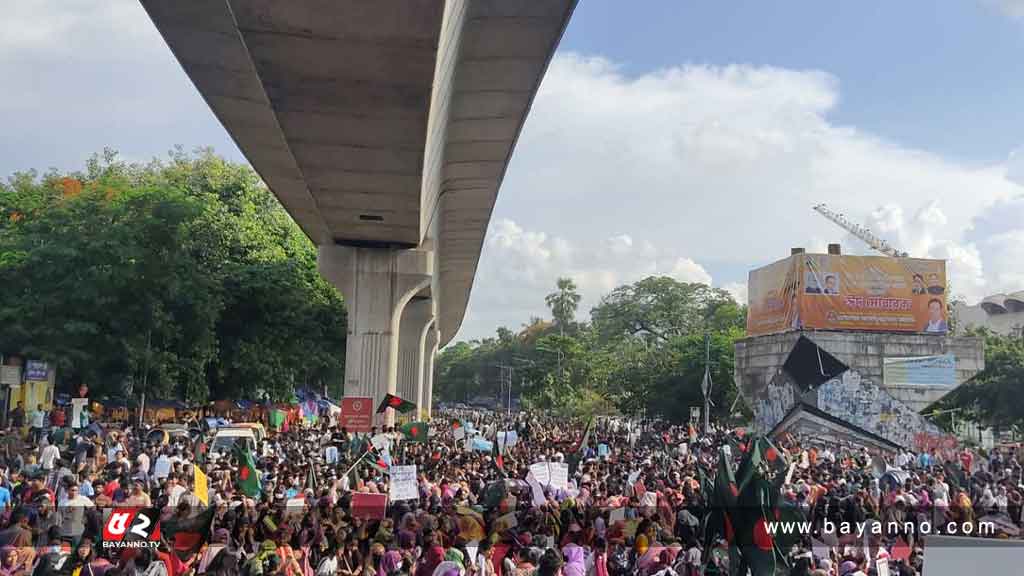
{"left": 954, "top": 292, "right": 1024, "bottom": 337}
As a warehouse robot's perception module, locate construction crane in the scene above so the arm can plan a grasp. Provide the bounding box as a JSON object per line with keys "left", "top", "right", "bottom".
{"left": 812, "top": 203, "right": 909, "bottom": 258}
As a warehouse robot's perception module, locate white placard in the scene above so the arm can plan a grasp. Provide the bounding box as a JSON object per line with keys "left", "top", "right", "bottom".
{"left": 498, "top": 431, "right": 518, "bottom": 450}
{"left": 454, "top": 427, "right": 466, "bottom": 441}
{"left": 526, "top": 473, "right": 547, "bottom": 507}
{"left": 530, "top": 462, "right": 551, "bottom": 486}
{"left": 371, "top": 433, "right": 390, "bottom": 452}
{"left": 389, "top": 465, "right": 419, "bottom": 501}
{"left": 549, "top": 462, "right": 569, "bottom": 490}
{"left": 876, "top": 557, "right": 890, "bottom": 576}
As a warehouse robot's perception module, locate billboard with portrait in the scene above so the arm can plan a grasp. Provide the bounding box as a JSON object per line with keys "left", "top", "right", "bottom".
{"left": 747, "top": 253, "right": 947, "bottom": 336}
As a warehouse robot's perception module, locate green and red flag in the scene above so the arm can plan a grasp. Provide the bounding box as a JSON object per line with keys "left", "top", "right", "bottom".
{"left": 366, "top": 444, "right": 390, "bottom": 472}
{"left": 235, "top": 445, "right": 261, "bottom": 498}
{"left": 161, "top": 505, "right": 216, "bottom": 560}
{"left": 377, "top": 393, "right": 417, "bottom": 414}
{"left": 400, "top": 421, "right": 429, "bottom": 442}
{"left": 452, "top": 418, "right": 463, "bottom": 430}
{"left": 703, "top": 437, "right": 801, "bottom": 576}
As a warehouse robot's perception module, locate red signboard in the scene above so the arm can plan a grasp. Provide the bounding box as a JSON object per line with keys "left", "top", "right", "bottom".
{"left": 340, "top": 396, "right": 373, "bottom": 433}
{"left": 350, "top": 492, "right": 388, "bottom": 519}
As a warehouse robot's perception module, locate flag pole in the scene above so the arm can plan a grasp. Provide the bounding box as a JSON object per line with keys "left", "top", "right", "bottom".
{"left": 341, "top": 449, "right": 369, "bottom": 480}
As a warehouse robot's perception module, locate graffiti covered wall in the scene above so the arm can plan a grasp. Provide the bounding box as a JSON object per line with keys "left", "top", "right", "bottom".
{"left": 813, "top": 370, "right": 944, "bottom": 448}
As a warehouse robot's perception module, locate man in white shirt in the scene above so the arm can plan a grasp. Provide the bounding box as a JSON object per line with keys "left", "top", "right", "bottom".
{"left": 153, "top": 453, "right": 172, "bottom": 481}
{"left": 29, "top": 404, "right": 46, "bottom": 440}
{"left": 137, "top": 452, "right": 151, "bottom": 476}
{"left": 59, "top": 483, "right": 95, "bottom": 542}
{"left": 166, "top": 475, "right": 187, "bottom": 508}
{"left": 39, "top": 443, "right": 61, "bottom": 471}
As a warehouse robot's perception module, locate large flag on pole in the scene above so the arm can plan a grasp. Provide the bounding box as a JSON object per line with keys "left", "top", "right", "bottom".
{"left": 235, "top": 445, "right": 261, "bottom": 498}
{"left": 377, "top": 394, "right": 417, "bottom": 414}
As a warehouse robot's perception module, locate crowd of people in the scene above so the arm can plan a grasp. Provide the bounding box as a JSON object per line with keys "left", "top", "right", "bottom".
{"left": 0, "top": 404, "right": 1021, "bottom": 576}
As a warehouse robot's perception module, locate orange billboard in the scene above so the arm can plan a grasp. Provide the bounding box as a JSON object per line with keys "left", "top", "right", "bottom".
{"left": 746, "top": 254, "right": 947, "bottom": 336}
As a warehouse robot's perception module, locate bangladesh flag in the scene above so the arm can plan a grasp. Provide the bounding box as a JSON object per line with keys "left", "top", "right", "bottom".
{"left": 377, "top": 393, "right": 417, "bottom": 414}
{"left": 703, "top": 437, "right": 801, "bottom": 576}
{"left": 400, "top": 421, "right": 429, "bottom": 442}
{"left": 161, "top": 505, "right": 216, "bottom": 560}
{"left": 452, "top": 418, "right": 463, "bottom": 430}
{"left": 235, "top": 445, "right": 261, "bottom": 498}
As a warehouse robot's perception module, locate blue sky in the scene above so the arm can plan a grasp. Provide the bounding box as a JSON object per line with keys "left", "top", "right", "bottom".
{"left": 2, "top": 1, "right": 1023, "bottom": 340}
{"left": 559, "top": 0, "right": 1024, "bottom": 164}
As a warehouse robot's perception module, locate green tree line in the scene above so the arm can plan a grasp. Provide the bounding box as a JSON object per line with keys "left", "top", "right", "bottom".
{"left": 0, "top": 149, "right": 346, "bottom": 403}
{"left": 435, "top": 275, "right": 751, "bottom": 422}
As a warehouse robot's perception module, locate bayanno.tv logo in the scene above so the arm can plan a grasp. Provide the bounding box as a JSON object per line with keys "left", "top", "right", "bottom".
{"left": 101, "top": 508, "right": 162, "bottom": 549}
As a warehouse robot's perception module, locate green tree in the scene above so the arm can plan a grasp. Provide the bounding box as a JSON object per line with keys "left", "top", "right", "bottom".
{"left": 938, "top": 329, "right": 1024, "bottom": 433}
{"left": 545, "top": 277, "right": 582, "bottom": 332}
{"left": 591, "top": 276, "right": 743, "bottom": 343}
{"left": 0, "top": 149, "right": 346, "bottom": 403}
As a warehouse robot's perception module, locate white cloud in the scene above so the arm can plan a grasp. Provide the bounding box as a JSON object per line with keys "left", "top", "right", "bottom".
{"left": 462, "top": 54, "right": 1024, "bottom": 337}
{"left": 1008, "top": 148, "right": 1024, "bottom": 185}
{"left": 668, "top": 257, "right": 713, "bottom": 284}
{"left": 983, "top": 0, "right": 1024, "bottom": 19}
{"left": 0, "top": 0, "right": 158, "bottom": 60}
{"left": 723, "top": 282, "right": 749, "bottom": 305}
{"left": 464, "top": 218, "right": 722, "bottom": 334}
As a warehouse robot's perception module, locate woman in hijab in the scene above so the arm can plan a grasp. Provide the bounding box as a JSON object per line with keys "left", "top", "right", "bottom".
{"left": 382, "top": 551, "right": 404, "bottom": 576}
{"left": 415, "top": 547, "right": 444, "bottom": 576}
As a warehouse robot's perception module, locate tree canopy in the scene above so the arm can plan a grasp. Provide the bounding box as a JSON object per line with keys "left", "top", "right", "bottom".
{"left": 435, "top": 275, "right": 748, "bottom": 422}
{"left": 0, "top": 148, "right": 346, "bottom": 403}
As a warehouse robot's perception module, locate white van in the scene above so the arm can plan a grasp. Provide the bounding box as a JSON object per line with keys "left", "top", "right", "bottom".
{"left": 210, "top": 427, "right": 257, "bottom": 460}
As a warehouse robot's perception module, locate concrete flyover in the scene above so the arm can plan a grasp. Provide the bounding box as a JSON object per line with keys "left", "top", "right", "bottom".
{"left": 141, "top": 0, "right": 577, "bottom": 421}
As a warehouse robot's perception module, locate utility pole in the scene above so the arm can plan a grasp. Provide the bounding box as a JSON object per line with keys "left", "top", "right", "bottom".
{"left": 701, "top": 333, "right": 712, "bottom": 434}
{"left": 138, "top": 327, "right": 152, "bottom": 428}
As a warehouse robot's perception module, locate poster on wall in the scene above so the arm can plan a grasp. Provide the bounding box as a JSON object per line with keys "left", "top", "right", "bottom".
{"left": 883, "top": 354, "right": 956, "bottom": 388}
{"left": 747, "top": 254, "right": 947, "bottom": 336}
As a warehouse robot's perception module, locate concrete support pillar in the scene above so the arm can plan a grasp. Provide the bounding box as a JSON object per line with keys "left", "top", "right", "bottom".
{"left": 421, "top": 327, "right": 439, "bottom": 418}
{"left": 318, "top": 246, "right": 431, "bottom": 427}
{"left": 397, "top": 299, "right": 434, "bottom": 417}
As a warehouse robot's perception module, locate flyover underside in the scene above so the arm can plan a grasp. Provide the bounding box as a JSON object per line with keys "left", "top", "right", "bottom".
{"left": 143, "top": 0, "right": 576, "bottom": 416}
